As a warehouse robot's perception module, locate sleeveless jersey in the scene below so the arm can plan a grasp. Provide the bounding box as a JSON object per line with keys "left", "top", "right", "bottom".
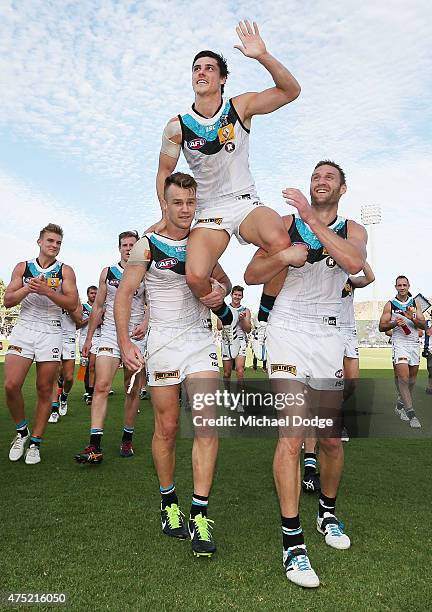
{"left": 340, "top": 278, "right": 356, "bottom": 329}
{"left": 272, "top": 215, "right": 349, "bottom": 328}
{"left": 18, "top": 258, "right": 64, "bottom": 333}
{"left": 80, "top": 302, "right": 101, "bottom": 343}
{"left": 179, "top": 98, "right": 254, "bottom": 204}
{"left": 103, "top": 263, "right": 145, "bottom": 330}
{"left": 232, "top": 304, "right": 248, "bottom": 342}
{"left": 390, "top": 296, "right": 419, "bottom": 345}
{"left": 144, "top": 233, "right": 211, "bottom": 329}
{"left": 61, "top": 310, "right": 76, "bottom": 335}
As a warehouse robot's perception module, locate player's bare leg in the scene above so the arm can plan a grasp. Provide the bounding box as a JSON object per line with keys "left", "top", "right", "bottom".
{"left": 33, "top": 361, "right": 62, "bottom": 437}
{"left": 186, "top": 371, "right": 219, "bottom": 497}
{"left": 4, "top": 354, "right": 33, "bottom": 424}
{"left": 91, "top": 356, "right": 120, "bottom": 429}
{"left": 186, "top": 228, "right": 230, "bottom": 298}
{"left": 151, "top": 385, "right": 181, "bottom": 487}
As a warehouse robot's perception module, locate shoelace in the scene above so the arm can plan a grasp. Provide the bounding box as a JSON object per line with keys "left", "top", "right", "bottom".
{"left": 325, "top": 520, "right": 345, "bottom": 537}
{"left": 288, "top": 552, "right": 311, "bottom": 572}
{"left": 193, "top": 515, "right": 214, "bottom": 541}
{"left": 166, "top": 504, "right": 184, "bottom": 529}
{"left": 12, "top": 436, "right": 24, "bottom": 449}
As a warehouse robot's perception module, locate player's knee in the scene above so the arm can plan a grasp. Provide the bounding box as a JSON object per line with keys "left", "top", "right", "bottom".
{"left": 94, "top": 379, "right": 111, "bottom": 395}
{"left": 263, "top": 229, "right": 291, "bottom": 255}
{"left": 277, "top": 436, "right": 303, "bottom": 458}
{"left": 186, "top": 270, "right": 207, "bottom": 293}
{"left": 236, "top": 367, "right": 245, "bottom": 379}
{"left": 36, "top": 381, "right": 53, "bottom": 400}
{"left": 320, "top": 437, "right": 342, "bottom": 456}
{"left": 156, "top": 418, "right": 178, "bottom": 442}
{"left": 4, "top": 378, "right": 21, "bottom": 397}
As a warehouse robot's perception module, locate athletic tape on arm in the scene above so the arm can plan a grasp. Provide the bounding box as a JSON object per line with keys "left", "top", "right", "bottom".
{"left": 128, "top": 236, "right": 151, "bottom": 266}
{"left": 161, "top": 121, "right": 181, "bottom": 159}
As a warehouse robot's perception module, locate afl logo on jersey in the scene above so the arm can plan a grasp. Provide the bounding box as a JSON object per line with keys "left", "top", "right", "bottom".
{"left": 156, "top": 257, "right": 178, "bottom": 270}
{"left": 187, "top": 138, "right": 206, "bottom": 150}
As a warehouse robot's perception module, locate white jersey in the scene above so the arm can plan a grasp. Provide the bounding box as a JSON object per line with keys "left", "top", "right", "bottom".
{"left": 390, "top": 296, "right": 419, "bottom": 346}
{"left": 61, "top": 310, "right": 76, "bottom": 335}
{"left": 232, "top": 304, "right": 249, "bottom": 342}
{"left": 271, "top": 215, "right": 349, "bottom": 330}
{"left": 179, "top": 98, "right": 254, "bottom": 205}
{"left": 16, "top": 258, "right": 64, "bottom": 333}
{"left": 340, "top": 279, "right": 356, "bottom": 329}
{"left": 103, "top": 263, "right": 145, "bottom": 330}
{"left": 131, "top": 233, "right": 211, "bottom": 330}
{"left": 79, "top": 302, "right": 101, "bottom": 344}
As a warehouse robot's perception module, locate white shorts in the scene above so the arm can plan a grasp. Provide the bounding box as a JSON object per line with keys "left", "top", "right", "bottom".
{"left": 62, "top": 333, "right": 76, "bottom": 360}
{"left": 194, "top": 190, "right": 264, "bottom": 245}
{"left": 266, "top": 321, "right": 344, "bottom": 391}
{"left": 146, "top": 326, "right": 219, "bottom": 387}
{"left": 222, "top": 338, "right": 247, "bottom": 360}
{"left": 392, "top": 343, "right": 420, "bottom": 367}
{"left": 342, "top": 328, "right": 359, "bottom": 359}
{"left": 79, "top": 332, "right": 101, "bottom": 356}
{"left": 97, "top": 327, "right": 146, "bottom": 360}
{"left": 7, "top": 325, "right": 62, "bottom": 362}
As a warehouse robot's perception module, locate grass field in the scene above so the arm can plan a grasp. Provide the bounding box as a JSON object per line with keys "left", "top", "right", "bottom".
{"left": 0, "top": 352, "right": 431, "bottom": 611}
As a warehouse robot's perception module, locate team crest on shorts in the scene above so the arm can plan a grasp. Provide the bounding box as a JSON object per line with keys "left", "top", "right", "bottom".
{"left": 155, "top": 370, "right": 180, "bottom": 381}
{"left": 271, "top": 364, "right": 297, "bottom": 376}
{"left": 8, "top": 344, "right": 22, "bottom": 353}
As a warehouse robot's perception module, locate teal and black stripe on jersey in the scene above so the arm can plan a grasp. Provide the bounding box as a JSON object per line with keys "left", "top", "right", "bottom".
{"left": 179, "top": 99, "right": 248, "bottom": 156}
{"left": 288, "top": 215, "right": 348, "bottom": 264}
{"left": 148, "top": 234, "right": 186, "bottom": 276}
{"left": 391, "top": 296, "right": 414, "bottom": 315}
{"left": 106, "top": 265, "right": 123, "bottom": 287}
{"left": 24, "top": 260, "right": 63, "bottom": 282}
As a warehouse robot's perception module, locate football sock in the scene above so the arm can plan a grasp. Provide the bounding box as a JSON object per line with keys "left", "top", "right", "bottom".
{"left": 51, "top": 401, "right": 59, "bottom": 414}
{"left": 89, "top": 428, "right": 103, "bottom": 449}
{"left": 282, "top": 515, "right": 305, "bottom": 550}
{"left": 258, "top": 293, "right": 275, "bottom": 322}
{"left": 303, "top": 453, "right": 317, "bottom": 477}
{"left": 213, "top": 303, "right": 233, "bottom": 325}
{"left": 122, "top": 426, "right": 134, "bottom": 442}
{"left": 160, "top": 484, "right": 178, "bottom": 509}
{"left": 319, "top": 493, "right": 336, "bottom": 518}
{"left": 29, "top": 436, "right": 42, "bottom": 448}
{"left": 16, "top": 420, "right": 29, "bottom": 438}
{"left": 190, "top": 493, "right": 209, "bottom": 518}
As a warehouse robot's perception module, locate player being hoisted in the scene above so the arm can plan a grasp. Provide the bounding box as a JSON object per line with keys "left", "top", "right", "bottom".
{"left": 155, "top": 20, "right": 300, "bottom": 356}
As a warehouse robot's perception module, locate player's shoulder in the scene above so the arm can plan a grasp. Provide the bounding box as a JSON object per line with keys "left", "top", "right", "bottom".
{"left": 61, "top": 263, "right": 75, "bottom": 276}
{"left": 281, "top": 214, "right": 295, "bottom": 231}
{"left": 346, "top": 219, "right": 367, "bottom": 238}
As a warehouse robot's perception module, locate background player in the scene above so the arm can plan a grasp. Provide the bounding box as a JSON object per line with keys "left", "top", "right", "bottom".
{"left": 115, "top": 172, "right": 231, "bottom": 558}
{"left": 4, "top": 223, "right": 78, "bottom": 464}
{"left": 78, "top": 285, "right": 101, "bottom": 404}
{"left": 48, "top": 304, "right": 83, "bottom": 423}
{"left": 245, "top": 161, "right": 367, "bottom": 588}
{"left": 74, "top": 231, "right": 146, "bottom": 463}
{"left": 379, "top": 276, "right": 425, "bottom": 427}
{"left": 217, "top": 285, "right": 251, "bottom": 407}
{"left": 155, "top": 20, "right": 300, "bottom": 344}
{"left": 339, "top": 262, "right": 375, "bottom": 440}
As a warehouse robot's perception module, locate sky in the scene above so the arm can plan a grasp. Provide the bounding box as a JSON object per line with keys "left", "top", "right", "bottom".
{"left": 0, "top": 0, "right": 430, "bottom": 312}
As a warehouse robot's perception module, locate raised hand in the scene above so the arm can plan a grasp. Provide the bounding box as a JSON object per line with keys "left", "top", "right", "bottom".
{"left": 234, "top": 20, "right": 267, "bottom": 60}
{"left": 282, "top": 188, "right": 316, "bottom": 225}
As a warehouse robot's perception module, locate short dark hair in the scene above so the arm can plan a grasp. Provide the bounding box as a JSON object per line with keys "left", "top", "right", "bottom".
{"left": 192, "top": 50, "right": 229, "bottom": 95}
{"left": 395, "top": 275, "right": 409, "bottom": 285}
{"left": 86, "top": 285, "right": 97, "bottom": 294}
{"left": 118, "top": 230, "right": 139, "bottom": 247}
{"left": 314, "top": 160, "right": 346, "bottom": 186}
{"left": 39, "top": 223, "right": 63, "bottom": 240}
{"left": 231, "top": 285, "right": 244, "bottom": 294}
{"left": 164, "top": 172, "right": 197, "bottom": 198}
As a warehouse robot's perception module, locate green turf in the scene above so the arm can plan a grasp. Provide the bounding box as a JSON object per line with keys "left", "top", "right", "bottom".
{"left": 0, "top": 363, "right": 431, "bottom": 611}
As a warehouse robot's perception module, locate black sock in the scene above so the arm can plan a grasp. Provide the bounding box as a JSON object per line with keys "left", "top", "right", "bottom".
{"left": 160, "top": 484, "right": 178, "bottom": 509}
{"left": 258, "top": 293, "right": 276, "bottom": 322}
{"left": 190, "top": 493, "right": 209, "bottom": 518}
{"left": 60, "top": 392, "right": 68, "bottom": 402}
{"left": 16, "top": 420, "right": 29, "bottom": 438}
{"left": 29, "top": 436, "right": 42, "bottom": 448}
{"left": 303, "top": 453, "right": 317, "bottom": 477}
{"left": 213, "top": 303, "right": 233, "bottom": 325}
{"left": 281, "top": 515, "right": 304, "bottom": 550}
{"left": 319, "top": 493, "right": 336, "bottom": 518}
{"left": 89, "top": 429, "right": 103, "bottom": 449}
{"left": 88, "top": 386, "right": 94, "bottom": 397}
{"left": 51, "top": 401, "right": 59, "bottom": 414}
{"left": 122, "top": 427, "right": 134, "bottom": 442}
